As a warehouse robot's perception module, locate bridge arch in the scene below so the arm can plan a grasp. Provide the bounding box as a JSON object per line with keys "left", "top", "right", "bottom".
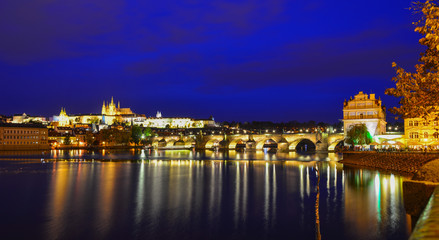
{"left": 289, "top": 138, "right": 316, "bottom": 152}
{"left": 229, "top": 139, "right": 245, "bottom": 150}
{"left": 256, "top": 139, "right": 278, "bottom": 150}
{"left": 328, "top": 139, "right": 344, "bottom": 152}
{"left": 205, "top": 139, "right": 220, "bottom": 149}
{"left": 166, "top": 139, "right": 176, "bottom": 147}
{"left": 185, "top": 140, "right": 196, "bottom": 148}
{"left": 157, "top": 138, "right": 167, "bottom": 148}
{"left": 174, "top": 139, "right": 185, "bottom": 147}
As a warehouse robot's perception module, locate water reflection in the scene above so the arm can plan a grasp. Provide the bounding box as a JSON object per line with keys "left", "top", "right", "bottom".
{"left": 0, "top": 149, "right": 342, "bottom": 162}
{"left": 0, "top": 152, "right": 410, "bottom": 240}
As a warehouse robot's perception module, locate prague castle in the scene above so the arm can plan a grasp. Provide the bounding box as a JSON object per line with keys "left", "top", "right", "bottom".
{"left": 52, "top": 98, "right": 217, "bottom": 128}
{"left": 54, "top": 98, "right": 141, "bottom": 126}
{"left": 101, "top": 97, "right": 133, "bottom": 116}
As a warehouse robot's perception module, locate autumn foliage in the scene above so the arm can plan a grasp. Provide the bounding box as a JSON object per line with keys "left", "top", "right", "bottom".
{"left": 386, "top": 0, "right": 439, "bottom": 119}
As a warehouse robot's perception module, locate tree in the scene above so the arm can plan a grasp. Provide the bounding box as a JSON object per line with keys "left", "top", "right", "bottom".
{"left": 140, "top": 127, "right": 152, "bottom": 145}
{"left": 131, "top": 125, "right": 142, "bottom": 145}
{"left": 143, "top": 127, "right": 152, "bottom": 138}
{"left": 345, "top": 124, "right": 372, "bottom": 147}
{"left": 385, "top": 1, "right": 439, "bottom": 119}
{"left": 117, "top": 130, "right": 131, "bottom": 145}
{"left": 64, "top": 135, "right": 71, "bottom": 145}
{"left": 85, "top": 132, "right": 95, "bottom": 146}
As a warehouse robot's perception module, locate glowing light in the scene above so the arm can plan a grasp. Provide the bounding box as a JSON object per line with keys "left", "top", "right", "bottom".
{"left": 390, "top": 174, "right": 396, "bottom": 194}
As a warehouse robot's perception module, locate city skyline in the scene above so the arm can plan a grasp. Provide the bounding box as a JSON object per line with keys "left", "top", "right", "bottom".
{"left": 0, "top": 0, "right": 421, "bottom": 122}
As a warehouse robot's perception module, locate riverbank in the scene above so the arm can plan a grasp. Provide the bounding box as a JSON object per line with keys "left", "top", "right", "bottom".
{"left": 340, "top": 152, "right": 439, "bottom": 174}
{"left": 341, "top": 151, "right": 439, "bottom": 233}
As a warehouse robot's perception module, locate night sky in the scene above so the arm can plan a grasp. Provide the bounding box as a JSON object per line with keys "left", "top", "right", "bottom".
{"left": 0, "top": 0, "right": 424, "bottom": 123}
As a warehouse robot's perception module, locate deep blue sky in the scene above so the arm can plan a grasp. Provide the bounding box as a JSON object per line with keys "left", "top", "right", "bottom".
{"left": 0, "top": 0, "right": 424, "bottom": 123}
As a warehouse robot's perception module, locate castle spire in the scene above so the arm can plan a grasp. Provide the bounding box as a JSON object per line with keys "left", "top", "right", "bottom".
{"left": 102, "top": 101, "right": 106, "bottom": 115}
{"left": 118, "top": 101, "right": 120, "bottom": 109}
{"left": 111, "top": 96, "right": 114, "bottom": 105}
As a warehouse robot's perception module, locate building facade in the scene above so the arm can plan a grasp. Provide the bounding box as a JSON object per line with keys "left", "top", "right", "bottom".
{"left": 343, "top": 91, "right": 386, "bottom": 137}
{"left": 51, "top": 99, "right": 216, "bottom": 129}
{"left": 404, "top": 115, "right": 439, "bottom": 150}
{"left": 53, "top": 98, "right": 143, "bottom": 126}
{"left": 139, "top": 112, "right": 217, "bottom": 128}
{"left": 101, "top": 97, "right": 133, "bottom": 116}
{"left": 0, "top": 123, "right": 49, "bottom": 150}
{"left": 12, "top": 113, "right": 47, "bottom": 124}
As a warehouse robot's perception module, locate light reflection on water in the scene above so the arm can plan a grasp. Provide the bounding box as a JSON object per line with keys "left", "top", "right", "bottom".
{"left": 0, "top": 150, "right": 410, "bottom": 240}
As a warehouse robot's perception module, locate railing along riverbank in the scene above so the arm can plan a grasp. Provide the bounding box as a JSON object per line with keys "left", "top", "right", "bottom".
{"left": 340, "top": 151, "right": 439, "bottom": 174}
{"left": 410, "top": 186, "right": 439, "bottom": 240}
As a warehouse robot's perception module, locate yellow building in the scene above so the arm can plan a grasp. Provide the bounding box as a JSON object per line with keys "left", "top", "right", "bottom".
{"left": 57, "top": 108, "right": 70, "bottom": 126}
{"left": 12, "top": 113, "right": 47, "bottom": 124}
{"left": 53, "top": 98, "right": 139, "bottom": 126}
{"left": 140, "top": 111, "right": 217, "bottom": 128}
{"left": 343, "top": 91, "right": 386, "bottom": 137}
{"left": 0, "top": 123, "right": 49, "bottom": 150}
{"left": 404, "top": 115, "right": 439, "bottom": 150}
{"left": 101, "top": 97, "right": 133, "bottom": 116}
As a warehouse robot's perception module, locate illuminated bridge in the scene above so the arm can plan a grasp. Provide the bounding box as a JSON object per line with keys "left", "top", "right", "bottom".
{"left": 149, "top": 133, "right": 344, "bottom": 152}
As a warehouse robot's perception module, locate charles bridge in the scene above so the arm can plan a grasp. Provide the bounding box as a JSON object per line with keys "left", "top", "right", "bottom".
{"left": 149, "top": 132, "right": 344, "bottom": 152}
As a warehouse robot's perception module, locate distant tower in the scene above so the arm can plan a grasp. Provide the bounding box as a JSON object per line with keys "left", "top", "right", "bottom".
{"left": 156, "top": 111, "right": 162, "bottom": 118}
{"left": 108, "top": 97, "right": 116, "bottom": 115}
{"left": 58, "top": 108, "right": 70, "bottom": 127}
{"left": 102, "top": 101, "right": 107, "bottom": 115}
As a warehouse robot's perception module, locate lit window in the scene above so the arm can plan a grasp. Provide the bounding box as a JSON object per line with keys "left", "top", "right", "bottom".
{"left": 410, "top": 132, "right": 419, "bottom": 139}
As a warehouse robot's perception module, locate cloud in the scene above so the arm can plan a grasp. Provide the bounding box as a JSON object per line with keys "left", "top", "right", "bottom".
{"left": 199, "top": 27, "right": 422, "bottom": 91}
{"left": 0, "top": 0, "right": 130, "bottom": 64}
{"left": 0, "top": 0, "right": 291, "bottom": 64}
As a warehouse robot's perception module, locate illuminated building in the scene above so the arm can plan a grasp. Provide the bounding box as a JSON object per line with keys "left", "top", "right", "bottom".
{"left": 53, "top": 98, "right": 144, "bottom": 126}
{"left": 48, "top": 130, "right": 78, "bottom": 147}
{"left": 101, "top": 97, "right": 133, "bottom": 116}
{"left": 404, "top": 114, "right": 439, "bottom": 150}
{"left": 52, "top": 99, "right": 213, "bottom": 128}
{"left": 343, "top": 91, "right": 386, "bottom": 137}
{"left": 0, "top": 115, "right": 8, "bottom": 123}
{"left": 140, "top": 111, "right": 217, "bottom": 128}
{"left": 12, "top": 113, "right": 47, "bottom": 124}
{"left": 0, "top": 123, "right": 49, "bottom": 150}
{"left": 57, "top": 108, "right": 70, "bottom": 126}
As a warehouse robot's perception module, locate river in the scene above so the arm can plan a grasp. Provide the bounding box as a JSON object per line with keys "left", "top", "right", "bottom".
{"left": 0, "top": 149, "right": 411, "bottom": 239}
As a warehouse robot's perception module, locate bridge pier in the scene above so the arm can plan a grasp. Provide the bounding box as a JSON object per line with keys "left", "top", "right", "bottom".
{"left": 278, "top": 142, "right": 289, "bottom": 152}
{"left": 246, "top": 141, "right": 256, "bottom": 150}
